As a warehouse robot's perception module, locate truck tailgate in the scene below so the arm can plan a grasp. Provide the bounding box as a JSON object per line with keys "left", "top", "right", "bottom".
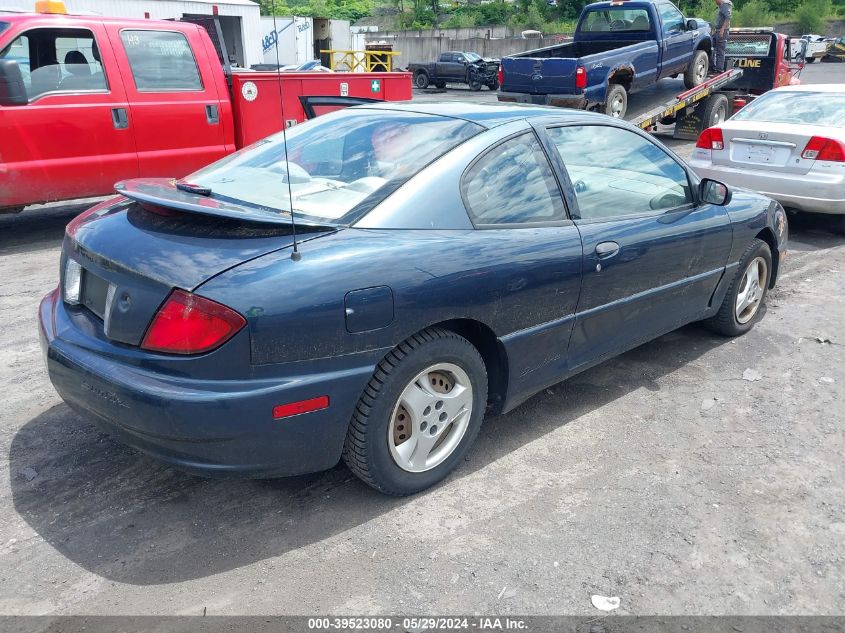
{"left": 501, "top": 57, "right": 580, "bottom": 95}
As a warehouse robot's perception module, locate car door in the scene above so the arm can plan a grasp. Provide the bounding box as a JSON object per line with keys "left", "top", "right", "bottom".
{"left": 540, "top": 122, "right": 732, "bottom": 372}
{"left": 0, "top": 20, "right": 138, "bottom": 207}
{"left": 106, "top": 24, "right": 228, "bottom": 180}
{"left": 657, "top": 2, "right": 694, "bottom": 79}
{"left": 458, "top": 129, "right": 584, "bottom": 406}
{"left": 446, "top": 53, "right": 466, "bottom": 80}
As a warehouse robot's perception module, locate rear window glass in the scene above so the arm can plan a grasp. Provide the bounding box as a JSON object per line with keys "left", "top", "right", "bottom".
{"left": 726, "top": 34, "right": 772, "bottom": 56}
{"left": 579, "top": 8, "right": 652, "bottom": 33}
{"left": 732, "top": 91, "right": 845, "bottom": 127}
{"left": 120, "top": 30, "right": 202, "bottom": 91}
{"left": 187, "top": 109, "right": 482, "bottom": 224}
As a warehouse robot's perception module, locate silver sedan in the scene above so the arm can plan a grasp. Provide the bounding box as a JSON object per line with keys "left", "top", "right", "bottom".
{"left": 689, "top": 84, "right": 845, "bottom": 233}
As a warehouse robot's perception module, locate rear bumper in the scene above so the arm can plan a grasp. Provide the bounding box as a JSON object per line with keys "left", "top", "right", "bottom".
{"left": 689, "top": 155, "right": 845, "bottom": 215}
{"left": 39, "top": 290, "right": 381, "bottom": 478}
{"left": 498, "top": 91, "right": 588, "bottom": 109}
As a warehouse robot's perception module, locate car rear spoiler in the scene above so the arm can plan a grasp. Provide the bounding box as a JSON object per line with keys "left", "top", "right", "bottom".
{"left": 115, "top": 178, "right": 338, "bottom": 228}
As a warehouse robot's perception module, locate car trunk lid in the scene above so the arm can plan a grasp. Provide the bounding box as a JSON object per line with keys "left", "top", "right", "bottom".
{"left": 711, "top": 121, "right": 839, "bottom": 175}
{"left": 63, "top": 192, "right": 334, "bottom": 347}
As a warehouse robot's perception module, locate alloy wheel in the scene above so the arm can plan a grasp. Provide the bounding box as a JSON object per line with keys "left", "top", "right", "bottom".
{"left": 735, "top": 256, "right": 768, "bottom": 324}
{"left": 388, "top": 363, "right": 473, "bottom": 473}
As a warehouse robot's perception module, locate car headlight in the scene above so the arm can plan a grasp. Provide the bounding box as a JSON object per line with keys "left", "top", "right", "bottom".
{"left": 63, "top": 259, "right": 82, "bottom": 305}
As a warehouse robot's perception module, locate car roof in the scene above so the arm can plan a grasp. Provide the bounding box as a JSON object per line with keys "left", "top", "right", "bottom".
{"left": 355, "top": 101, "right": 609, "bottom": 128}
{"left": 771, "top": 83, "right": 845, "bottom": 94}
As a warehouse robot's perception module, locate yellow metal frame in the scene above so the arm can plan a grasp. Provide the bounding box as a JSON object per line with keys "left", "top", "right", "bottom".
{"left": 320, "top": 50, "right": 402, "bottom": 72}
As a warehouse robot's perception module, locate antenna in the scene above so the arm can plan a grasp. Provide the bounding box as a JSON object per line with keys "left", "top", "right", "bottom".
{"left": 271, "top": 3, "right": 302, "bottom": 261}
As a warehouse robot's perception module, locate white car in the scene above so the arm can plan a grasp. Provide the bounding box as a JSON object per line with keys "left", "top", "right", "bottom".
{"left": 689, "top": 84, "right": 845, "bottom": 234}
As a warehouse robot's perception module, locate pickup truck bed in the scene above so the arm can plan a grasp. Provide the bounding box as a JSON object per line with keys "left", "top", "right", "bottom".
{"left": 499, "top": 0, "right": 712, "bottom": 118}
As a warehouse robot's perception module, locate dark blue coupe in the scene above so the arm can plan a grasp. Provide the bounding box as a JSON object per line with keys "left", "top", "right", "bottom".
{"left": 39, "top": 103, "right": 788, "bottom": 495}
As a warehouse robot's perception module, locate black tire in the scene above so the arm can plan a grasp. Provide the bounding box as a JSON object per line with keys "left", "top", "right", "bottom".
{"left": 414, "top": 70, "right": 430, "bottom": 89}
{"left": 342, "top": 327, "right": 488, "bottom": 496}
{"left": 833, "top": 214, "right": 845, "bottom": 236}
{"left": 702, "top": 93, "right": 729, "bottom": 127}
{"left": 468, "top": 78, "right": 483, "bottom": 91}
{"left": 684, "top": 50, "right": 709, "bottom": 88}
{"left": 704, "top": 239, "right": 772, "bottom": 337}
{"left": 434, "top": 79, "right": 446, "bottom": 89}
{"left": 604, "top": 83, "right": 627, "bottom": 118}
{"left": 487, "top": 79, "right": 500, "bottom": 90}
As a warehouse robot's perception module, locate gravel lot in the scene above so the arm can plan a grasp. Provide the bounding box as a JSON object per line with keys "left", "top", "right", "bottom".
{"left": 0, "top": 63, "right": 843, "bottom": 617}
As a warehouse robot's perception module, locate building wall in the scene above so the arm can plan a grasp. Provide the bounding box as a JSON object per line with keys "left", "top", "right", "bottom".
{"left": 260, "top": 15, "right": 313, "bottom": 66}
{"left": 1, "top": 0, "right": 264, "bottom": 66}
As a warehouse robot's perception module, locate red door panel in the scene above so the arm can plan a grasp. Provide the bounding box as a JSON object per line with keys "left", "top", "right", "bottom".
{"left": 0, "top": 20, "right": 138, "bottom": 208}
{"left": 106, "top": 24, "right": 228, "bottom": 180}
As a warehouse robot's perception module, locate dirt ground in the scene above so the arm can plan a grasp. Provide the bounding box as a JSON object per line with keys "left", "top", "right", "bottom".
{"left": 0, "top": 64, "right": 843, "bottom": 617}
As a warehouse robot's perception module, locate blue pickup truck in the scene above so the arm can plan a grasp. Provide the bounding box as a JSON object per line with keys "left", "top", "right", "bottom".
{"left": 498, "top": 0, "right": 712, "bottom": 118}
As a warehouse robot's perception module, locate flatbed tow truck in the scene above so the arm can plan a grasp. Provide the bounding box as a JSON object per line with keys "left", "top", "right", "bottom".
{"left": 630, "top": 28, "right": 800, "bottom": 139}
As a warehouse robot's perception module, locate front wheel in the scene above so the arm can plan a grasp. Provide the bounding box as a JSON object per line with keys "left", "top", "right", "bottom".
{"left": 487, "top": 79, "right": 500, "bottom": 91}
{"left": 684, "top": 50, "right": 709, "bottom": 88}
{"left": 604, "top": 84, "right": 627, "bottom": 118}
{"left": 468, "top": 77, "right": 483, "bottom": 91}
{"left": 704, "top": 239, "right": 772, "bottom": 336}
{"left": 342, "top": 328, "right": 488, "bottom": 495}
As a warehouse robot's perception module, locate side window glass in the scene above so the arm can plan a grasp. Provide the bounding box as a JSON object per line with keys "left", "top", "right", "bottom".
{"left": 120, "top": 30, "right": 202, "bottom": 91}
{"left": 462, "top": 132, "right": 566, "bottom": 226}
{"left": 547, "top": 125, "right": 692, "bottom": 220}
{"left": 0, "top": 28, "right": 106, "bottom": 101}
{"left": 659, "top": 3, "right": 685, "bottom": 34}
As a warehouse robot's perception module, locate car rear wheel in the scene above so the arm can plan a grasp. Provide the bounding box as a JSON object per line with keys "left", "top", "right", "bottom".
{"left": 702, "top": 93, "right": 729, "bottom": 127}
{"left": 684, "top": 50, "right": 709, "bottom": 88}
{"left": 342, "top": 327, "right": 488, "bottom": 496}
{"left": 604, "top": 84, "right": 627, "bottom": 118}
{"left": 704, "top": 239, "right": 772, "bottom": 337}
{"left": 414, "top": 71, "right": 430, "bottom": 89}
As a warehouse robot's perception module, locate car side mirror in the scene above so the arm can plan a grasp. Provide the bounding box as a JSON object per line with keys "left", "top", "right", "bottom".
{"left": 0, "top": 59, "right": 27, "bottom": 106}
{"left": 700, "top": 178, "right": 732, "bottom": 206}
{"left": 686, "top": 18, "right": 698, "bottom": 30}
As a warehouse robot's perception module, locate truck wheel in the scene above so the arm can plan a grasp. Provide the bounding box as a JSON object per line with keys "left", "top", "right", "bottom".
{"left": 342, "top": 327, "right": 488, "bottom": 496}
{"left": 434, "top": 80, "right": 446, "bottom": 89}
{"left": 414, "top": 71, "right": 430, "bottom": 89}
{"left": 604, "top": 84, "right": 627, "bottom": 118}
{"left": 702, "top": 93, "right": 729, "bottom": 127}
{"left": 468, "top": 78, "right": 483, "bottom": 91}
{"left": 487, "top": 79, "right": 500, "bottom": 90}
{"left": 703, "top": 239, "right": 772, "bottom": 337}
{"left": 684, "top": 50, "right": 709, "bottom": 88}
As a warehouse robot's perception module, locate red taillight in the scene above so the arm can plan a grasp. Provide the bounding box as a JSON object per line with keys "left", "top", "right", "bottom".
{"left": 273, "top": 396, "right": 330, "bottom": 420}
{"left": 575, "top": 66, "right": 587, "bottom": 90}
{"left": 732, "top": 97, "right": 747, "bottom": 110}
{"left": 801, "top": 136, "right": 845, "bottom": 162}
{"left": 497, "top": 65, "right": 503, "bottom": 86}
{"left": 696, "top": 127, "right": 724, "bottom": 151}
{"left": 141, "top": 289, "right": 246, "bottom": 355}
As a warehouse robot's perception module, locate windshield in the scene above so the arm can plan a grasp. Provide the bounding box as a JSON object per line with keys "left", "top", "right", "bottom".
{"left": 733, "top": 91, "right": 845, "bottom": 127}
{"left": 579, "top": 8, "right": 652, "bottom": 33}
{"left": 186, "top": 109, "right": 482, "bottom": 224}
{"left": 465, "top": 52, "right": 481, "bottom": 62}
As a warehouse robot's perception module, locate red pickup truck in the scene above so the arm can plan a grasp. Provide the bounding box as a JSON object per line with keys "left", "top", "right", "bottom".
{"left": 0, "top": 4, "right": 411, "bottom": 214}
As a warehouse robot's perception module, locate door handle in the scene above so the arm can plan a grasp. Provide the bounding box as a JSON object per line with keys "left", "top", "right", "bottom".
{"left": 205, "top": 104, "right": 219, "bottom": 125}
{"left": 595, "top": 241, "right": 620, "bottom": 259}
{"left": 111, "top": 107, "right": 128, "bottom": 129}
